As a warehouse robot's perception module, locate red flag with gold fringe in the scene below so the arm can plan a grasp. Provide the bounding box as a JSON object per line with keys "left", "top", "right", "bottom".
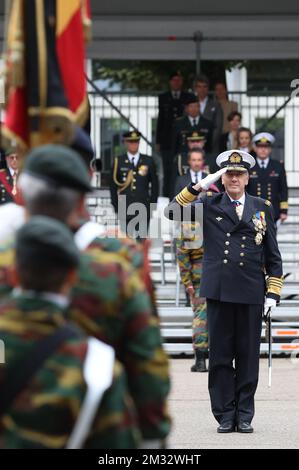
{"left": 1, "top": 0, "right": 91, "bottom": 153}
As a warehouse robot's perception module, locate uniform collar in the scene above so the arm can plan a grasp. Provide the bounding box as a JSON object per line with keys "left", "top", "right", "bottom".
{"left": 257, "top": 157, "right": 270, "bottom": 168}
{"left": 227, "top": 192, "right": 246, "bottom": 206}
{"left": 127, "top": 152, "right": 140, "bottom": 165}
{"left": 12, "top": 288, "right": 70, "bottom": 309}
{"left": 189, "top": 169, "right": 202, "bottom": 182}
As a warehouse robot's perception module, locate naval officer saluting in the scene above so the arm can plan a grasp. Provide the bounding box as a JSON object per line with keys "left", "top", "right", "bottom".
{"left": 165, "top": 150, "right": 283, "bottom": 433}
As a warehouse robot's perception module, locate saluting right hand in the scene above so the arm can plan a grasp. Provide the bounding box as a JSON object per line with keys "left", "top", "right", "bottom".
{"left": 193, "top": 167, "right": 227, "bottom": 192}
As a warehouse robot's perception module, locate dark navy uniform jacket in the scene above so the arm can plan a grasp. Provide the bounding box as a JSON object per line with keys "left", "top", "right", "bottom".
{"left": 165, "top": 187, "right": 283, "bottom": 305}
{"left": 247, "top": 159, "right": 288, "bottom": 221}
{"left": 171, "top": 116, "right": 214, "bottom": 156}
{"left": 110, "top": 154, "right": 159, "bottom": 214}
{"left": 156, "top": 91, "right": 192, "bottom": 150}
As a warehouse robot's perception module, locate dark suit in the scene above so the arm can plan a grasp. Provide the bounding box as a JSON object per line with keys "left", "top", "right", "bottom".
{"left": 171, "top": 115, "right": 214, "bottom": 157}
{"left": 247, "top": 159, "right": 288, "bottom": 221}
{"left": 165, "top": 187, "right": 282, "bottom": 424}
{"left": 156, "top": 91, "right": 191, "bottom": 150}
{"left": 110, "top": 154, "right": 159, "bottom": 238}
{"left": 200, "top": 97, "right": 223, "bottom": 153}
{"left": 156, "top": 91, "right": 191, "bottom": 198}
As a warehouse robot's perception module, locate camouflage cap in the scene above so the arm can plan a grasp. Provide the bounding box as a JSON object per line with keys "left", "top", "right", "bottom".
{"left": 24, "top": 144, "right": 92, "bottom": 192}
{"left": 16, "top": 216, "right": 80, "bottom": 266}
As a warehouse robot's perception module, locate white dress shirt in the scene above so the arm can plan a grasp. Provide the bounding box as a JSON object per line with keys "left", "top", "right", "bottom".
{"left": 190, "top": 169, "right": 202, "bottom": 184}
{"left": 127, "top": 152, "right": 140, "bottom": 166}
{"left": 257, "top": 157, "right": 269, "bottom": 169}
{"left": 172, "top": 91, "right": 181, "bottom": 99}
{"left": 199, "top": 96, "right": 208, "bottom": 114}
{"left": 188, "top": 116, "right": 200, "bottom": 127}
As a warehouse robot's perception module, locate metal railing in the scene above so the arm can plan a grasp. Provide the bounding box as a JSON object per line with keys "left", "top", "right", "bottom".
{"left": 88, "top": 89, "right": 299, "bottom": 188}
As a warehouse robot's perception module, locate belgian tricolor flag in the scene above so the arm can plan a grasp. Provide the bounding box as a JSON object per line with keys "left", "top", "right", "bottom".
{"left": 2, "top": 0, "right": 91, "bottom": 152}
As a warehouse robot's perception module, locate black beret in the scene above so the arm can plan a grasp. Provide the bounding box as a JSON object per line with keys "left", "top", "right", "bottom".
{"left": 16, "top": 216, "right": 80, "bottom": 266}
{"left": 24, "top": 144, "right": 92, "bottom": 192}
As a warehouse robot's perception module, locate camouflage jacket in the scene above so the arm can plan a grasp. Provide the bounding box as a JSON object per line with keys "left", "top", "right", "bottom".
{"left": 0, "top": 236, "right": 171, "bottom": 443}
{"left": 0, "top": 294, "right": 140, "bottom": 449}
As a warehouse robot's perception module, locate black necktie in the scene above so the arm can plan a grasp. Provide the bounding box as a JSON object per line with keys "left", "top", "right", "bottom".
{"left": 261, "top": 161, "right": 266, "bottom": 170}
{"left": 131, "top": 157, "right": 135, "bottom": 167}
{"left": 194, "top": 172, "right": 199, "bottom": 184}
{"left": 192, "top": 119, "right": 197, "bottom": 127}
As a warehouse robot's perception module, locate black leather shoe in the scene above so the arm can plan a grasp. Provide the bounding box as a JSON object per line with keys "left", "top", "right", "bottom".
{"left": 217, "top": 421, "right": 235, "bottom": 433}
{"left": 190, "top": 350, "right": 208, "bottom": 372}
{"left": 237, "top": 422, "right": 253, "bottom": 433}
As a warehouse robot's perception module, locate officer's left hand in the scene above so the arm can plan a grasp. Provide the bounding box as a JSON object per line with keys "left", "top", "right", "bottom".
{"left": 264, "top": 297, "right": 276, "bottom": 312}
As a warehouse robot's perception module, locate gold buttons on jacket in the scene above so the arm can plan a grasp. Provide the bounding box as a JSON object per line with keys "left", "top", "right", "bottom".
{"left": 240, "top": 253, "right": 245, "bottom": 257}
{"left": 239, "top": 262, "right": 244, "bottom": 267}
{"left": 225, "top": 241, "right": 230, "bottom": 246}
{"left": 223, "top": 259, "right": 228, "bottom": 264}
{"left": 242, "top": 236, "right": 246, "bottom": 240}
{"left": 224, "top": 250, "right": 229, "bottom": 255}
{"left": 226, "top": 233, "right": 231, "bottom": 237}
{"left": 241, "top": 244, "right": 245, "bottom": 248}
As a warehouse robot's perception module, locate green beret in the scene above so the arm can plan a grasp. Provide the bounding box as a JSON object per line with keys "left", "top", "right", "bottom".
{"left": 4, "top": 147, "right": 17, "bottom": 157}
{"left": 24, "top": 145, "right": 92, "bottom": 192}
{"left": 16, "top": 216, "right": 80, "bottom": 266}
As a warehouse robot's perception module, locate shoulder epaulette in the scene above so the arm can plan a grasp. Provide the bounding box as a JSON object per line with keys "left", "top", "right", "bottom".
{"left": 265, "top": 200, "right": 272, "bottom": 206}
{"left": 207, "top": 191, "right": 213, "bottom": 197}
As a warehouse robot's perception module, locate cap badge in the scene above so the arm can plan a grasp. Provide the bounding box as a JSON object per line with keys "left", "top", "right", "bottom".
{"left": 229, "top": 153, "right": 242, "bottom": 163}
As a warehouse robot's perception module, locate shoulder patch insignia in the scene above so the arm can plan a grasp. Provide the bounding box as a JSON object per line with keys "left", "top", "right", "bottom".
{"left": 265, "top": 200, "right": 272, "bottom": 206}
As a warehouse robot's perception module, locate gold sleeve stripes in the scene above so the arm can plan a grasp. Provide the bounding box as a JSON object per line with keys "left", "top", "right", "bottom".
{"left": 280, "top": 202, "right": 288, "bottom": 210}
{"left": 267, "top": 276, "right": 284, "bottom": 296}
{"left": 175, "top": 187, "right": 198, "bottom": 207}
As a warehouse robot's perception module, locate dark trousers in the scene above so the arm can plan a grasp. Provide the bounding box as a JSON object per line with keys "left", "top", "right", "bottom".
{"left": 207, "top": 299, "right": 263, "bottom": 424}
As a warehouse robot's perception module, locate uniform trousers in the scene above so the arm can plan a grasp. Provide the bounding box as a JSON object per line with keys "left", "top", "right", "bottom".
{"left": 207, "top": 299, "right": 263, "bottom": 424}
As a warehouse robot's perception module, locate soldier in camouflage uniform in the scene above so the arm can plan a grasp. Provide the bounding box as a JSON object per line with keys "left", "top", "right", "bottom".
{"left": 0, "top": 216, "right": 140, "bottom": 448}
{"left": 176, "top": 222, "right": 208, "bottom": 372}
{"left": 0, "top": 145, "right": 170, "bottom": 447}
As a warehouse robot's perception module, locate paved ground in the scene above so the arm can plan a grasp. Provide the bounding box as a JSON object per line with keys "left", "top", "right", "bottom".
{"left": 168, "top": 358, "right": 299, "bottom": 449}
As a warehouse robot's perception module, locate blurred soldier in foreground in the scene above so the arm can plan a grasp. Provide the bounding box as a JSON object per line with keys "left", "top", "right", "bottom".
{"left": 165, "top": 149, "right": 283, "bottom": 433}
{"left": 248, "top": 132, "right": 288, "bottom": 222}
{"left": 0, "top": 145, "right": 170, "bottom": 447}
{"left": 110, "top": 131, "right": 159, "bottom": 239}
{"left": 0, "top": 216, "right": 139, "bottom": 449}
